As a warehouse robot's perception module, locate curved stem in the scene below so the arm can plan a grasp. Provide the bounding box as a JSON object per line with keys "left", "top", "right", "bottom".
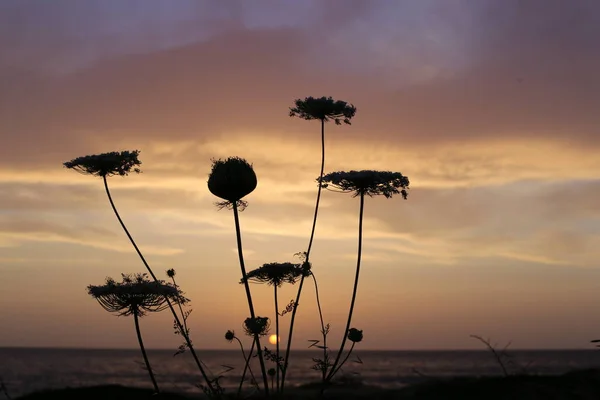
{"left": 281, "top": 118, "right": 326, "bottom": 392}
{"left": 232, "top": 203, "right": 270, "bottom": 396}
{"left": 311, "top": 271, "right": 328, "bottom": 381}
{"left": 102, "top": 176, "right": 216, "bottom": 395}
{"left": 330, "top": 342, "right": 356, "bottom": 380}
{"left": 274, "top": 285, "right": 280, "bottom": 393}
{"left": 133, "top": 309, "right": 159, "bottom": 394}
{"left": 236, "top": 337, "right": 256, "bottom": 397}
{"left": 326, "top": 192, "right": 365, "bottom": 382}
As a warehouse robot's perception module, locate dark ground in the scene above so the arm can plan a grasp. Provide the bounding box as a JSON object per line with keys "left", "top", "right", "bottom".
{"left": 13, "top": 369, "right": 600, "bottom": 400}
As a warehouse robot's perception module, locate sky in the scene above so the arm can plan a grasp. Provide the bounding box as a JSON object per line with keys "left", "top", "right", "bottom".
{"left": 1, "top": 0, "right": 599, "bottom": 351}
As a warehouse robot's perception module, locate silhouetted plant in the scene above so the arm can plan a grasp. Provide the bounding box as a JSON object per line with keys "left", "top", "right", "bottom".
{"left": 208, "top": 157, "right": 269, "bottom": 396}
{"left": 283, "top": 96, "right": 357, "bottom": 392}
{"left": 87, "top": 273, "right": 187, "bottom": 394}
{"left": 471, "top": 334, "right": 534, "bottom": 376}
{"left": 224, "top": 330, "right": 257, "bottom": 397}
{"left": 63, "top": 151, "right": 216, "bottom": 396}
{"left": 166, "top": 269, "right": 195, "bottom": 358}
{"left": 321, "top": 170, "right": 409, "bottom": 383}
{"left": 241, "top": 262, "right": 305, "bottom": 393}
{"left": 208, "top": 156, "right": 257, "bottom": 211}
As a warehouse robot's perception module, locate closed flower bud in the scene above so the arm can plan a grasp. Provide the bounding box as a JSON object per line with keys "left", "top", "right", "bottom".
{"left": 208, "top": 157, "right": 257, "bottom": 204}
{"left": 348, "top": 328, "right": 363, "bottom": 343}
{"left": 225, "top": 330, "right": 235, "bottom": 342}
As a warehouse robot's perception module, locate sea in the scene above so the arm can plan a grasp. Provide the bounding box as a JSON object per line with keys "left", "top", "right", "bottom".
{"left": 1, "top": 348, "right": 599, "bottom": 398}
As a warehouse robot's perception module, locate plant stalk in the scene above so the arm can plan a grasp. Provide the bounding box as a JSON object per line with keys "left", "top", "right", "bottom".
{"left": 236, "top": 337, "right": 256, "bottom": 397}
{"left": 103, "top": 176, "right": 216, "bottom": 396}
{"left": 326, "top": 192, "right": 365, "bottom": 382}
{"left": 133, "top": 309, "right": 160, "bottom": 394}
{"left": 232, "top": 202, "right": 270, "bottom": 396}
{"left": 274, "top": 285, "right": 280, "bottom": 393}
{"left": 281, "top": 118, "right": 326, "bottom": 391}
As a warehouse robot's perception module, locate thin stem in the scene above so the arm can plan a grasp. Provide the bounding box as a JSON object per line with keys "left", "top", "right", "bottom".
{"left": 280, "top": 276, "right": 304, "bottom": 392}
{"left": 170, "top": 276, "right": 189, "bottom": 335}
{"left": 326, "top": 192, "right": 365, "bottom": 382}
{"left": 236, "top": 337, "right": 256, "bottom": 397}
{"left": 102, "top": 176, "right": 216, "bottom": 396}
{"left": 330, "top": 342, "right": 356, "bottom": 379}
{"left": 232, "top": 202, "right": 270, "bottom": 396}
{"left": 133, "top": 309, "right": 160, "bottom": 394}
{"left": 274, "top": 285, "right": 280, "bottom": 393}
{"left": 281, "top": 118, "right": 326, "bottom": 392}
{"left": 311, "top": 271, "right": 328, "bottom": 381}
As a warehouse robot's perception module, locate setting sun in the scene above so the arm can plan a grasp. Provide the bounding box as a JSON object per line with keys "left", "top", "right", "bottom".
{"left": 268, "top": 334, "right": 279, "bottom": 345}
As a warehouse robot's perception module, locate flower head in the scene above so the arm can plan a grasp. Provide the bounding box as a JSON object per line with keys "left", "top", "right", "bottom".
{"left": 241, "top": 262, "right": 305, "bottom": 287}
{"left": 87, "top": 273, "right": 187, "bottom": 317}
{"left": 207, "top": 157, "right": 257, "bottom": 209}
{"left": 243, "top": 316, "right": 270, "bottom": 337}
{"left": 63, "top": 150, "right": 141, "bottom": 177}
{"left": 289, "top": 96, "right": 357, "bottom": 125}
{"left": 348, "top": 328, "right": 363, "bottom": 343}
{"left": 225, "top": 330, "right": 236, "bottom": 342}
{"left": 166, "top": 269, "right": 176, "bottom": 278}
{"left": 320, "top": 170, "right": 410, "bottom": 199}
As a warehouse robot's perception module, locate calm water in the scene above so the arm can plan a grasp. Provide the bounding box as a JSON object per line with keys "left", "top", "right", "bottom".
{"left": 1, "top": 348, "right": 599, "bottom": 397}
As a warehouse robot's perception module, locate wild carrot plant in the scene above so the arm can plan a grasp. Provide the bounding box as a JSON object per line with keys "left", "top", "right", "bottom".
{"left": 320, "top": 170, "right": 409, "bottom": 383}
{"left": 87, "top": 273, "right": 188, "bottom": 394}
{"left": 207, "top": 157, "right": 270, "bottom": 396}
{"left": 283, "top": 96, "right": 356, "bottom": 391}
{"left": 63, "top": 151, "right": 217, "bottom": 396}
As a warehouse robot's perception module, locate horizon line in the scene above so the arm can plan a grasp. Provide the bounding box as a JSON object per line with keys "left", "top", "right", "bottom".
{"left": 0, "top": 346, "right": 596, "bottom": 352}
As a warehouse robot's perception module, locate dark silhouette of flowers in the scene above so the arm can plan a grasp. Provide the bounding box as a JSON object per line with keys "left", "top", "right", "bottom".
{"left": 87, "top": 273, "right": 187, "bottom": 393}
{"left": 241, "top": 262, "right": 304, "bottom": 287}
{"left": 324, "top": 169, "right": 410, "bottom": 384}
{"left": 63, "top": 151, "right": 216, "bottom": 395}
{"left": 244, "top": 317, "right": 271, "bottom": 337}
{"left": 63, "top": 150, "right": 141, "bottom": 177}
{"left": 241, "top": 262, "right": 305, "bottom": 392}
{"left": 208, "top": 156, "right": 270, "bottom": 395}
{"left": 320, "top": 170, "right": 410, "bottom": 199}
{"left": 87, "top": 273, "right": 187, "bottom": 316}
{"left": 348, "top": 328, "right": 363, "bottom": 343}
{"left": 289, "top": 96, "right": 356, "bottom": 125}
{"left": 208, "top": 157, "right": 257, "bottom": 210}
{"left": 283, "top": 96, "right": 356, "bottom": 392}
{"left": 225, "top": 330, "right": 236, "bottom": 342}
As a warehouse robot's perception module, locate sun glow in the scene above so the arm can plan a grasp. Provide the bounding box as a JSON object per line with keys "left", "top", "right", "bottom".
{"left": 268, "top": 334, "right": 279, "bottom": 345}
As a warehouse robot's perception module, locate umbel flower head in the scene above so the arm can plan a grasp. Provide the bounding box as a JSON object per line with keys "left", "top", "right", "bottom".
{"left": 289, "top": 96, "right": 357, "bottom": 125}
{"left": 207, "top": 156, "right": 257, "bottom": 209}
{"left": 87, "top": 273, "right": 187, "bottom": 317}
{"left": 243, "top": 316, "right": 270, "bottom": 337}
{"left": 320, "top": 170, "right": 410, "bottom": 199}
{"left": 241, "top": 262, "right": 306, "bottom": 287}
{"left": 63, "top": 150, "right": 141, "bottom": 177}
{"left": 348, "top": 328, "right": 363, "bottom": 343}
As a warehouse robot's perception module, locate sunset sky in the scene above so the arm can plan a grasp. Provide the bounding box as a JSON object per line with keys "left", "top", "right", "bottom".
{"left": 1, "top": 0, "right": 600, "bottom": 351}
